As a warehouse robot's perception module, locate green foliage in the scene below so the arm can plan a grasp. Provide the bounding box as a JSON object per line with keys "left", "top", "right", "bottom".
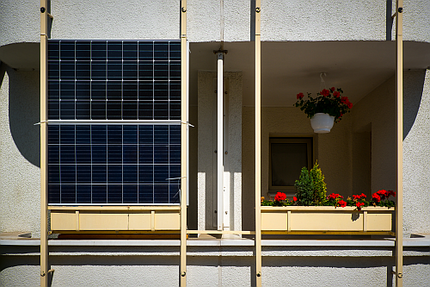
{"left": 294, "top": 167, "right": 315, "bottom": 206}
{"left": 294, "top": 162, "right": 327, "bottom": 206}
{"left": 309, "top": 162, "right": 327, "bottom": 205}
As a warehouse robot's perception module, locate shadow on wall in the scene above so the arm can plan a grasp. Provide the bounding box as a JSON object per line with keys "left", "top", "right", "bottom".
{"left": 403, "top": 70, "right": 426, "bottom": 140}
{"left": 4, "top": 65, "right": 40, "bottom": 167}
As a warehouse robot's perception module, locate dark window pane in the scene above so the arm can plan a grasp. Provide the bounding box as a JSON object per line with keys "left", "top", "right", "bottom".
{"left": 123, "top": 101, "right": 137, "bottom": 119}
{"left": 92, "top": 145, "right": 106, "bottom": 163}
{"left": 123, "top": 126, "right": 137, "bottom": 144}
{"left": 92, "top": 185, "right": 106, "bottom": 203}
{"left": 60, "top": 146, "right": 75, "bottom": 163}
{"left": 60, "top": 41, "right": 75, "bottom": 59}
{"left": 154, "top": 43, "right": 168, "bottom": 60}
{"left": 76, "top": 126, "right": 90, "bottom": 144}
{"left": 108, "top": 165, "right": 122, "bottom": 183}
{"left": 61, "top": 185, "right": 76, "bottom": 203}
{"left": 91, "top": 42, "right": 107, "bottom": 59}
{"left": 108, "top": 145, "right": 122, "bottom": 163}
{"left": 154, "top": 184, "right": 168, "bottom": 203}
{"left": 123, "top": 185, "right": 137, "bottom": 203}
{"left": 48, "top": 125, "right": 59, "bottom": 144}
{"left": 48, "top": 145, "right": 59, "bottom": 164}
{"left": 60, "top": 61, "right": 75, "bottom": 79}
{"left": 76, "top": 101, "right": 90, "bottom": 119}
{"left": 76, "top": 145, "right": 91, "bottom": 163}
{"left": 123, "top": 42, "right": 137, "bottom": 59}
{"left": 108, "top": 42, "right": 122, "bottom": 59}
{"left": 108, "top": 185, "right": 122, "bottom": 203}
{"left": 91, "top": 81, "right": 106, "bottom": 100}
{"left": 139, "top": 146, "right": 153, "bottom": 163}
{"left": 91, "top": 102, "right": 106, "bottom": 119}
{"left": 139, "top": 82, "right": 153, "bottom": 100}
{"left": 107, "top": 101, "right": 122, "bottom": 119}
{"left": 76, "top": 42, "right": 90, "bottom": 60}
{"left": 139, "top": 62, "right": 153, "bottom": 79}
{"left": 91, "top": 126, "right": 107, "bottom": 144}
{"left": 154, "top": 126, "right": 168, "bottom": 144}
{"left": 139, "top": 102, "right": 153, "bottom": 120}
{"left": 92, "top": 165, "right": 106, "bottom": 182}
{"left": 123, "top": 82, "right": 137, "bottom": 100}
{"left": 77, "top": 165, "right": 91, "bottom": 182}
{"left": 123, "top": 165, "right": 137, "bottom": 183}
{"left": 60, "top": 81, "right": 75, "bottom": 100}
{"left": 108, "top": 125, "right": 122, "bottom": 144}
{"left": 107, "top": 81, "right": 122, "bottom": 100}
{"left": 139, "top": 125, "right": 153, "bottom": 144}
{"left": 76, "top": 81, "right": 90, "bottom": 99}
{"left": 154, "top": 101, "right": 168, "bottom": 119}
{"left": 76, "top": 62, "right": 90, "bottom": 79}
{"left": 77, "top": 185, "right": 91, "bottom": 203}
{"left": 60, "top": 165, "right": 75, "bottom": 182}
{"left": 91, "top": 61, "right": 106, "bottom": 79}
{"left": 123, "top": 145, "right": 137, "bottom": 163}
{"left": 60, "top": 101, "right": 75, "bottom": 119}
{"left": 139, "top": 184, "right": 153, "bottom": 203}
{"left": 139, "top": 165, "right": 153, "bottom": 183}
{"left": 107, "top": 61, "right": 122, "bottom": 79}
{"left": 48, "top": 184, "right": 60, "bottom": 203}
{"left": 154, "top": 82, "right": 168, "bottom": 100}
{"left": 139, "top": 42, "right": 153, "bottom": 60}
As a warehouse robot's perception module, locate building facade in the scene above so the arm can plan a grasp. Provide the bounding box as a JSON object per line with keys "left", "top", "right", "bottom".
{"left": 1, "top": 1, "right": 430, "bottom": 286}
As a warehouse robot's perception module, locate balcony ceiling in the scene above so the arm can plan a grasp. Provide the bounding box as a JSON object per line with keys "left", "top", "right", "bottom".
{"left": 189, "top": 41, "right": 430, "bottom": 107}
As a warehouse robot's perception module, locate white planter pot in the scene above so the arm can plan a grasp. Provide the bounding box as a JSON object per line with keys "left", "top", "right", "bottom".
{"left": 310, "top": 113, "right": 335, "bottom": 133}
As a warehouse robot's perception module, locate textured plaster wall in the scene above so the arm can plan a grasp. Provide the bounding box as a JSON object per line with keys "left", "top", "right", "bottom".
{"left": 403, "top": 70, "right": 430, "bottom": 235}
{"left": 1, "top": 251, "right": 429, "bottom": 287}
{"left": 198, "top": 71, "right": 242, "bottom": 231}
{"left": 0, "top": 66, "right": 40, "bottom": 235}
{"left": 353, "top": 76, "right": 397, "bottom": 193}
{"left": 242, "top": 107, "right": 352, "bottom": 231}
{"left": 2, "top": 1, "right": 430, "bottom": 47}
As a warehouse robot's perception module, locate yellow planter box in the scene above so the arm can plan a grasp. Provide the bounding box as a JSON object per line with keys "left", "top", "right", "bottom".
{"left": 261, "top": 206, "right": 394, "bottom": 235}
{"left": 49, "top": 206, "right": 180, "bottom": 232}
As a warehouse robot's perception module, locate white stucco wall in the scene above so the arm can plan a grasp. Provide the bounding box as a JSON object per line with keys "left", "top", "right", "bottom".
{"left": 0, "top": 67, "right": 41, "bottom": 236}
{"left": 198, "top": 71, "right": 242, "bottom": 231}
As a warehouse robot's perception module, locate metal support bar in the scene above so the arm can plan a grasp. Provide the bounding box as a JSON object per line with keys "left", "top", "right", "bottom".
{"left": 39, "top": 1, "right": 49, "bottom": 287}
{"left": 395, "top": 0, "right": 404, "bottom": 286}
{"left": 254, "top": 1, "right": 262, "bottom": 286}
{"left": 180, "top": 1, "right": 188, "bottom": 286}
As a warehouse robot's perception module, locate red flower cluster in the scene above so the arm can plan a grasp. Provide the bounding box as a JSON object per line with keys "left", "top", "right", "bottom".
{"left": 356, "top": 202, "right": 365, "bottom": 209}
{"left": 328, "top": 193, "right": 343, "bottom": 200}
{"left": 321, "top": 89, "right": 330, "bottom": 97}
{"left": 372, "top": 189, "right": 395, "bottom": 203}
{"left": 353, "top": 193, "right": 367, "bottom": 200}
{"left": 293, "top": 196, "right": 298, "bottom": 202}
{"left": 338, "top": 200, "right": 347, "bottom": 207}
{"left": 340, "top": 96, "right": 353, "bottom": 109}
{"left": 297, "top": 92, "right": 305, "bottom": 100}
{"left": 274, "top": 192, "right": 287, "bottom": 202}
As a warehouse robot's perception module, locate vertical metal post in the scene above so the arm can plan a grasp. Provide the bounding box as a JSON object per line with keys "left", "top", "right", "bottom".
{"left": 180, "top": 1, "right": 188, "bottom": 286}
{"left": 254, "top": 1, "right": 262, "bottom": 286}
{"left": 39, "top": 1, "right": 49, "bottom": 286}
{"left": 217, "top": 52, "right": 225, "bottom": 231}
{"left": 395, "top": 0, "right": 404, "bottom": 286}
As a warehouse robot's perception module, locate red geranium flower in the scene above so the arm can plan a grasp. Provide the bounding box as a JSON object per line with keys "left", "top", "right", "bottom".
{"left": 330, "top": 87, "right": 335, "bottom": 92}
{"left": 333, "top": 91, "right": 340, "bottom": 98}
{"left": 320, "top": 89, "right": 330, "bottom": 97}
{"left": 338, "top": 200, "right": 347, "bottom": 207}
{"left": 297, "top": 93, "right": 304, "bottom": 100}
{"left": 274, "top": 192, "right": 287, "bottom": 202}
{"left": 372, "top": 193, "right": 381, "bottom": 202}
{"left": 293, "top": 196, "right": 297, "bottom": 202}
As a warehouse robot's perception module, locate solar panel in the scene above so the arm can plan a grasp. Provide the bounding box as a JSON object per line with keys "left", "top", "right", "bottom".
{"left": 47, "top": 40, "right": 182, "bottom": 205}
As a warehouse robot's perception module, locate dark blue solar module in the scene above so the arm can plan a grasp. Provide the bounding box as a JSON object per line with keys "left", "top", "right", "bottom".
{"left": 47, "top": 40, "right": 182, "bottom": 205}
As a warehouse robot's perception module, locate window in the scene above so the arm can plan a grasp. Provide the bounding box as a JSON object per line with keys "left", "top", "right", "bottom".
{"left": 47, "top": 40, "right": 182, "bottom": 205}
{"left": 269, "top": 137, "right": 313, "bottom": 195}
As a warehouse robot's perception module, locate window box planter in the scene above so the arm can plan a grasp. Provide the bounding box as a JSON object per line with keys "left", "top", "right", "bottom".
{"left": 261, "top": 206, "right": 394, "bottom": 235}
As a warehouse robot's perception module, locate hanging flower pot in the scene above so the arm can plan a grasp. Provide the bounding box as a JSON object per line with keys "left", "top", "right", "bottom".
{"left": 294, "top": 87, "right": 353, "bottom": 134}
{"left": 310, "top": 113, "right": 335, "bottom": 133}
